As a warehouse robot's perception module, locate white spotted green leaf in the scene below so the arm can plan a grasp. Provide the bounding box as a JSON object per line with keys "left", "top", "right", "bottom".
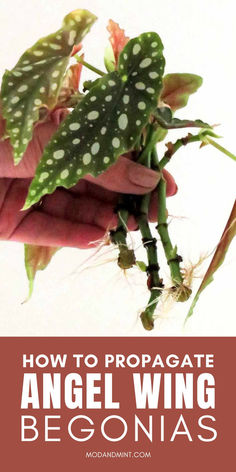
{"left": 0, "top": 9, "right": 97, "bottom": 164}
{"left": 24, "top": 32, "right": 165, "bottom": 209}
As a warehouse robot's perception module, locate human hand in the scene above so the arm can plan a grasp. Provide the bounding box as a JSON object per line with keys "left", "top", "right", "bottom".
{"left": 0, "top": 117, "right": 177, "bottom": 248}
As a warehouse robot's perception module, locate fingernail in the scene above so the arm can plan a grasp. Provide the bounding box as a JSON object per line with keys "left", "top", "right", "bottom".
{"left": 128, "top": 164, "right": 161, "bottom": 188}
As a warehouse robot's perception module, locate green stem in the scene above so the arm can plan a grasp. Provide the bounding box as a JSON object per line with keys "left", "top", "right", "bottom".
{"left": 157, "top": 177, "right": 183, "bottom": 285}
{"left": 159, "top": 134, "right": 202, "bottom": 169}
{"left": 153, "top": 148, "right": 183, "bottom": 284}
{"left": 152, "top": 148, "right": 192, "bottom": 301}
{"left": 110, "top": 125, "right": 163, "bottom": 273}
{"left": 110, "top": 197, "right": 135, "bottom": 270}
{"left": 136, "top": 151, "right": 163, "bottom": 330}
{"left": 138, "top": 127, "right": 160, "bottom": 165}
{"left": 75, "top": 55, "right": 105, "bottom": 77}
{"left": 138, "top": 209, "right": 163, "bottom": 330}
{"left": 159, "top": 132, "right": 236, "bottom": 169}
{"left": 204, "top": 137, "right": 236, "bottom": 162}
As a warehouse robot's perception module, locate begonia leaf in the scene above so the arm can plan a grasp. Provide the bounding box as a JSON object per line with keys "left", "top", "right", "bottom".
{"left": 24, "top": 32, "right": 165, "bottom": 209}
{"left": 1, "top": 9, "right": 97, "bottom": 164}
{"left": 160, "top": 73, "right": 203, "bottom": 111}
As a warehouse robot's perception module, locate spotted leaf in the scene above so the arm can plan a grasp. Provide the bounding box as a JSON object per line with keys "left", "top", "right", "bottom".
{"left": 24, "top": 32, "right": 165, "bottom": 209}
{"left": 0, "top": 9, "right": 97, "bottom": 164}
{"left": 24, "top": 244, "right": 59, "bottom": 300}
{"left": 160, "top": 73, "right": 203, "bottom": 111}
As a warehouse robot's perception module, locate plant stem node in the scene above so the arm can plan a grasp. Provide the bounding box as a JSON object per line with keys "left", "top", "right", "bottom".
{"left": 167, "top": 254, "right": 183, "bottom": 264}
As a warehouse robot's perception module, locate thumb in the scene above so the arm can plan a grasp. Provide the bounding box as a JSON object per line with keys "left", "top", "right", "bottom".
{"left": 85, "top": 155, "right": 161, "bottom": 194}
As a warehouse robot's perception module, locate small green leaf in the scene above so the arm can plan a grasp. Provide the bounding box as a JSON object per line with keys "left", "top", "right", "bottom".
{"left": 24, "top": 32, "right": 165, "bottom": 209}
{"left": 154, "top": 107, "right": 211, "bottom": 129}
{"left": 24, "top": 244, "right": 59, "bottom": 300}
{"left": 185, "top": 201, "right": 236, "bottom": 322}
{"left": 104, "top": 45, "right": 116, "bottom": 72}
{"left": 160, "top": 73, "right": 203, "bottom": 111}
{"left": 136, "top": 260, "right": 147, "bottom": 272}
{"left": 1, "top": 9, "right": 97, "bottom": 164}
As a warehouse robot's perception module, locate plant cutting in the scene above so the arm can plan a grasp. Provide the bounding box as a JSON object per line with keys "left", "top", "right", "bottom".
{"left": 0, "top": 9, "right": 235, "bottom": 330}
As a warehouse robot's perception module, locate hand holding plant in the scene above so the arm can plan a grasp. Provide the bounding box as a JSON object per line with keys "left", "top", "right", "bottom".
{"left": 0, "top": 9, "right": 235, "bottom": 329}
{"left": 0, "top": 114, "right": 177, "bottom": 248}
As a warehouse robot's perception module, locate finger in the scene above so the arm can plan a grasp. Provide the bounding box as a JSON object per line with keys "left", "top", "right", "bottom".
{"left": 41, "top": 188, "right": 138, "bottom": 230}
{"left": 69, "top": 179, "right": 119, "bottom": 203}
{"left": 85, "top": 155, "right": 161, "bottom": 194}
{"left": 0, "top": 178, "right": 31, "bottom": 239}
{"left": 163, "top": 169, "right": 178, "bottom": 196}
{"left": 70, "top": 166, "right": 177, "bottom": 204}
{"left": 0, "top": 178, "right": 12, "bottom": 211}
{"left": 0, "top": 121, "right": 58, "bottom": 178}
{"left": 8, "top": 210, "right": 105, "bottom": 249}
{"left": 41, "top": 189, "right": 118, "bottom": 229}
{"left": 22, "top": 165, "right": 176, "bottom": 227}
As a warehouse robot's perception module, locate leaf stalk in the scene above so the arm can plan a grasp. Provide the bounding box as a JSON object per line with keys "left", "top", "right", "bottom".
{"left": 75, "top": 55, "right": 105, "bottom": 76}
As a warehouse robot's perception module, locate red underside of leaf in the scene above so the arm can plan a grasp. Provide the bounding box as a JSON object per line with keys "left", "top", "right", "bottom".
{"left": 65, "top": 61, "right": 83, "bottom": 92}
{"left": 160, "top": 73, "right": 203, "bottom": 111}
{"left": 107, "top": 19, "right": 129, "bottom": 67}
{"left": 71, "top": 43, "right": 83, "bottom": 57}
